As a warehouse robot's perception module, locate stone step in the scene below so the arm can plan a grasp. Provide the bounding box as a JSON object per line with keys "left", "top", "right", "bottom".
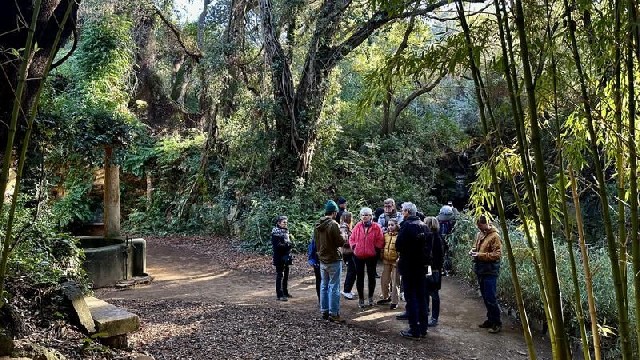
{"left": 85, "top": 296, "right": 140, "bottom": 347}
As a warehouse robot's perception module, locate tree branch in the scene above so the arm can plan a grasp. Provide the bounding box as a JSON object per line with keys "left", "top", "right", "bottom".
{"left": 51, "top": 26, "right": 77, "bottom": 69}
{"left": 393, "top": 71, "right": 447, "bottom": 119}
{"left": 151, "top": 4, "right": 203, "bottom": 62}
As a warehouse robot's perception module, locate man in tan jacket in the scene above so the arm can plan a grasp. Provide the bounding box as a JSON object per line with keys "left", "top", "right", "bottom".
{"left": 469, "top": 215, "right": 502, "bottom": 334}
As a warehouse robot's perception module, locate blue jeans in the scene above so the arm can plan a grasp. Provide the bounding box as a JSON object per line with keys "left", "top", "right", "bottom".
{"left": 320, "top": 261, "right": 342, "bottom": 316}
{"left": 478, "top": 274, "right": 500, "bottom": 325}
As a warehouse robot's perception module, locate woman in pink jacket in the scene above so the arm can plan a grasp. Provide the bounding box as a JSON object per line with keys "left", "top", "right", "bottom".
{"left": 349, "top": 207, "right": 385, "bottom": 308}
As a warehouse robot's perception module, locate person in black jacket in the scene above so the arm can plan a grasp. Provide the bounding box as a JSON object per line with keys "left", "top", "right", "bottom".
{"left": 395, "top": 202, "right": 432, "bottom": 339}
{"left": 272, "top": 215, "right": 293, "bottom": 301}
{"left": 424, "top": 216, "right": 444, "bottom": 327}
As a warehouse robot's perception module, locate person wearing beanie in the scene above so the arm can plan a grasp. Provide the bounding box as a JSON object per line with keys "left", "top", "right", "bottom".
{"left": 314, "top": 200, "right": 346, "bottom": 323}
{"left": 336, "top": 197, "right": 348, "bottom": 222}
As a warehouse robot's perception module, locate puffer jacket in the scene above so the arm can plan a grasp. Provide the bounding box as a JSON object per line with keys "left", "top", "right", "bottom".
{"left": 382, "top": 231, "right": 398, "bottom": 262}
{"left": 314, "top": 216, "right": 345, "bottom": 263}
{"left": 472, "top": 226, "right": 502, "bottom": 276}
{"left": 349, "top": 221, "right": 384, "bottom": 259}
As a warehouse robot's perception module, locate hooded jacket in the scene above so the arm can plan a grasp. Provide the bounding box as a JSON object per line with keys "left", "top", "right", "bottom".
{"left": 314, "top": 216, "right": 345, "bottom": 263}
{"left": 473, "top": 226, "right": 502, "bottom": 276}
{"left": 349, "top": 221, "right": 384, "bottom": 259}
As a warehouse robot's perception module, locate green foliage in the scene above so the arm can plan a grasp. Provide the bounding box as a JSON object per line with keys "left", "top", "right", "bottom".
{"left": 449, "top": 213, "right": 638, "bottom": 356}
{"left": 3, "top": 198, "right": 87, "bottom": 288}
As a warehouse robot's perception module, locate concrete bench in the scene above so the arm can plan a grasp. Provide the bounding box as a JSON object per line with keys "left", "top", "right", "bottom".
{"left": 85, "top": 296, "right": 140, "bottom": 348}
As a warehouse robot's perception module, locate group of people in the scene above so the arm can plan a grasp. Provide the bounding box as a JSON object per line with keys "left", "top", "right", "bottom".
{"left": 270, "top": 197, "right": 503, "bottom": 340}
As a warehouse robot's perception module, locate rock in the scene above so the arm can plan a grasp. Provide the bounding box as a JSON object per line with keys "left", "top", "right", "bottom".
{"left": 32, "top": 345, "right": 65, "bottom": 360}
{"left": 60, "top": 281, "right": 95, "bottom": 333}
{"left": 0, "top": 329, "right": 14, "bottom": 356}
{"left": 85, "top": 297, "right": 140, "bottom": 337}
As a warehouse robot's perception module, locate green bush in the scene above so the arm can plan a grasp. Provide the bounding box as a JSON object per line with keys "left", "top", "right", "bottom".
{"left": 4, "top": 198, "right": 88, "bottom": 289}
{"left": 449, "top": 213, "right": 637, "bottom": 357}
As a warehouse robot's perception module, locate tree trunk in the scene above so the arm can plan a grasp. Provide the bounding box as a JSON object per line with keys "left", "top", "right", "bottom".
{"left": 103, "top": 146, "right": 121, "bottom": 239}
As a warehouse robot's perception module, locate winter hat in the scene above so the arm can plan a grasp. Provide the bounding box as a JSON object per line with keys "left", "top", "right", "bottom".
{"left": 324, "top": 200, "right": 339, "bottom": 214}
{"left": 338, "top": 197, "right": 347, "bottom": 205}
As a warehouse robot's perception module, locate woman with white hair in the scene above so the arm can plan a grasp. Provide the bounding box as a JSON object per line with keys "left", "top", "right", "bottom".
{"left": 349, "top": 207, "right": 385, "bottom": 308}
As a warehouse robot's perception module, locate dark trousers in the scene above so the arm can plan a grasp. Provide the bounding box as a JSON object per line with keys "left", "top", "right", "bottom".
{"left": 478, "top": 274, "right": 500, "bottom": 325}
{"left": 313, "top": 265, "right": 321, "bottom": 301}
{"left": 427, "top": 289, "right": 440, "bottom": 320}
{"left": 404, "top": 273, "right": 428, "bottom": 336}
{"left": 275, "top": 264, "right": 290, "bottom": 297}
{"left": 426, "top": 271, "right": 441, "bottom": 320}
{"left": 354, "top": 256, "right": 377, "bottom": 300}
{"left": 343, "top": 253, "right": 356, "bottom": 293}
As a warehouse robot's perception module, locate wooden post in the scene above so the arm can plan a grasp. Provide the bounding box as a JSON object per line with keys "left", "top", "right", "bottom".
{"left": 103, "top": 145, "right": 120, "bottom": 239}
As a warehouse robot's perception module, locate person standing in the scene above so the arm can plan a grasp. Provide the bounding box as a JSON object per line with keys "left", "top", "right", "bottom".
{"left": 349, "top": 207, "right": 385, "bottom": 308}
{"left": 471, "top": 215, "right": 502, "bottom": 333}
{"left": 271, "top": 215, "right": 293, "bottom": 301}
{"left": 377, "top": 198, "right": 404, "bottom": 232}
{"left": 336, "top": 197, "right": 348, "bottom": 223}
{"left": 423, "top": 216, "right": 444, "bottom": 327}
{"left": 315, "top": 200, "right": 346, "bottom": 322}
{"left": 378, "top": 218, "right": 400, "bottom": 309}
{"left": 339, "top": 212, "right": 357, "bottom": 300}
{"left": 395, "top": 202, "right": 431, "bottom": 339}
{"left": 307, "top": 234, "right": 321, "bottom": 302}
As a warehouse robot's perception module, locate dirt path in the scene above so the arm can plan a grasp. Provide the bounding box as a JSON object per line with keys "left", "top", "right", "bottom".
{"left": 96, "top": 237, "right": 551, "bottom": 359}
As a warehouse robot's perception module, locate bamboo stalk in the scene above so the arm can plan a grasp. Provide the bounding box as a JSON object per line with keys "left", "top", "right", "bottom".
{"left": 563, "top": 0, "right": 632, "bottom": 357}
{"left": 626, "top": 0, "right": 640, "bottom": 354}
{"left": 513, "top": 0, "right": 571, "bottom": 357}
{"left": 456, "top": 2, "right": 537, "bottom": 358}
{"left": 569, "top": 166, "right": 602, "bottom": 358}
{"left": 0, "top": 0, "right": 76, "bottom": 307}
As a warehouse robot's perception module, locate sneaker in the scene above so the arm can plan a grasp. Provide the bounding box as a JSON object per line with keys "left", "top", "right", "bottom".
{"left": 377, "top": 298, "right": 391, "bottom": 305}
{"left": 396, "top": 312, "right": 408, "bottom": 320}
{"left": 359, "top": 300, "right": 366, "bottom": 309}
{"left": 322, "top": 312, "right": 329, "bottom": 320}
{"left": 342, "top": 291, "right": 354, "bottom": 300}
{"left": 367, "top": 297, "right": 374, "bottom": 306}
{"left": 284, "top": 293, "right": 293, "bottom": 298}
{"left": 328, "top": 314, "right": 346, "bottom": 324}
{"left": 390, "top": 303, "right": 398, "bottom": 310}
{"left": 488, "top": 324, "right": 502, "bottom": 334}
{"left": 400, "top": 329, "right": 421, "bottom": 340}
{"left": 428, "top": 318, "right": 438, "bottom": 327}
{"left": 277, "top": 296, "right": 288, "bottom": 301}
{"left": 478, "top": 320, "right": 493, "bottom": 328}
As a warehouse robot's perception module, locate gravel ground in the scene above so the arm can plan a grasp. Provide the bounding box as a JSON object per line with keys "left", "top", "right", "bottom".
{"left": 8, "top": 236, "right": 551, "bottom": 359}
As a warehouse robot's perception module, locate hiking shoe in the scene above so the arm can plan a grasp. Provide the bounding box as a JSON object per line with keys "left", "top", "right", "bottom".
{"left": 377, "top": 298, "right": 391, "bottom": 305}
{"left": 428, "top": 318, "right": 438, "bottom": 327}
{"left": 321, "top": 312, "right": 329, "bottom": 320}
{"left": 390, "top": 303, "right": 398, "bottom": 310}
{"left": 396, "top": 312, "right": 408, "bottom": 320}
{"left": 277, "top": 296, "right": 288, "bottom": 301}
{"left": 359, "top": 300, "right": 366, "bottom": 309}
{"left": 328, "top": 314, "right": 346, "bottom": 324}
{"left": 488, "top": 324, "right": 502, "bottom": 334}
{"left": 342, "top": 291, "right": 354, "bottom": 300}
{"left": 478, "top": 320, "right": 493, "bottom": 328}
{"left": 367, "top": 297, "right": 374, "bottom": 306}
{"left": 400, "top": 329, "right": 421, "bottom": 340}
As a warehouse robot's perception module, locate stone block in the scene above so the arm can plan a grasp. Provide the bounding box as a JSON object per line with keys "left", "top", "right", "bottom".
{"left": 85, "top": 297, "right": 140, "bottom": 337}
{"left": 61, "top": 281, "right": 95, "bottom": 333}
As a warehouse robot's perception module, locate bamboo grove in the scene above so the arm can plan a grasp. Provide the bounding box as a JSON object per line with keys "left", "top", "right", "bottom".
{"left": 456, "top": 0, "right": 640, "bottom": 359}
